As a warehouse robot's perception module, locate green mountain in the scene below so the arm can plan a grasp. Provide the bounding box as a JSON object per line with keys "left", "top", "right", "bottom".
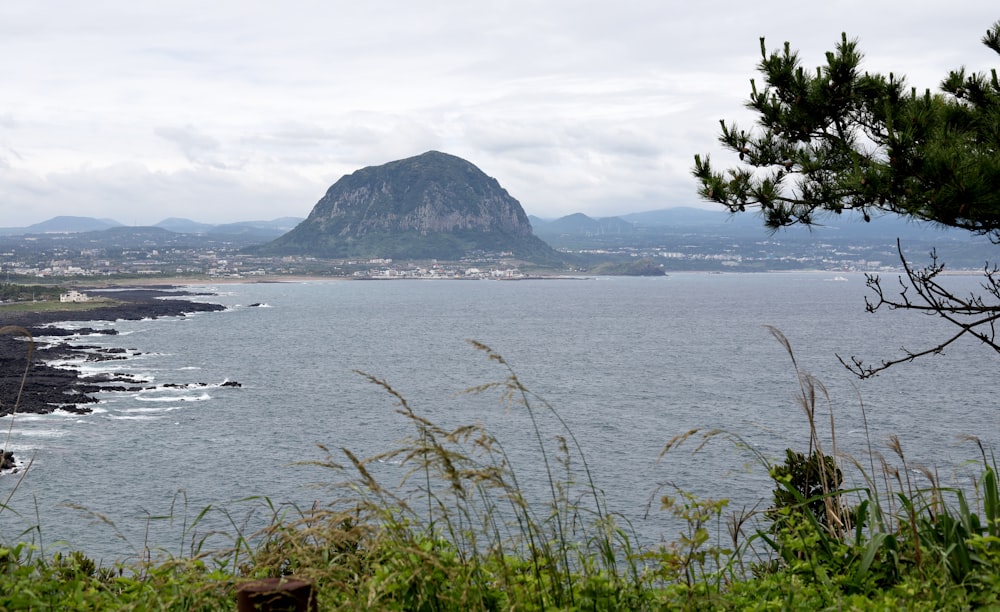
{"left": 530, "top": 213, "right": 635, "bottom": 238}
{"left": 259, "top": 151, "right": 562, "bottom": 263}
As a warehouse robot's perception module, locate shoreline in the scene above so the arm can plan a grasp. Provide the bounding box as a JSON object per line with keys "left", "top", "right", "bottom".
{"left": 0, "top": 287, "right": 226, "bottom": 418}
{"left": 0, "top": 267, "right": 975, "bottom": 417}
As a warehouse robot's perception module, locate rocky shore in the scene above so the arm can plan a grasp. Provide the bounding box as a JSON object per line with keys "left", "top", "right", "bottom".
{"left": 0, "top": 288, "right": 227, "bottom": 417}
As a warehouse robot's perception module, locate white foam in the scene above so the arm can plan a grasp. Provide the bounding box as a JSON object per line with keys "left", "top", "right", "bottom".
{"left": 76, "top": 331, "right": 118, "bottom": 338}
{"left": 146, "top": 380, "right": 234, "bottom": 390}
{"left": 17, "top": 429, "right": 66, "bottom": 438}
{"left": 5, "top": 414, "right": 51, "bottom": 423}
{"left": 40, "top": 358, "right": 81, "bottom": 368}
{"left": 3, "top": 441, "right": 36, "bottom": 452}
{"left": 33, "top": 335, "right": 77, "bottom": 343}
{"left": 45, "top": 408, "right": 86, "bottom": 418}
{"left": 134, "top": 393, "right": 210, "bottom": 403}
{"left": 120, "top": 406, "right": 182, "bottom": 414}
{"left": 75, "top": 363, "right": 130, "bottom": 374}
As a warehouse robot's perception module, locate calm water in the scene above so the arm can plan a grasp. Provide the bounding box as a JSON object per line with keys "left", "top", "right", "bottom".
{"left": 1, "top": 273, "right": 997, "bottom": 561}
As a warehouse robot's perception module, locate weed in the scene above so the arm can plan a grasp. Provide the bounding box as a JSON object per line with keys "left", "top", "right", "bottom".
{"left": 0, "top": 334, "right": 997, "bottom": 608}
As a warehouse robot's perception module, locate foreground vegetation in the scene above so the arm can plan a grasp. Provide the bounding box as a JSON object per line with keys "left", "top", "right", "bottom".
{"left": 1, "top": 330, "right": 998, "bottom": 609}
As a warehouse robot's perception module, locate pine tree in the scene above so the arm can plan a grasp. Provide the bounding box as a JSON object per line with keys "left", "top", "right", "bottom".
{"left": 694, "top": 22, "right": 1000, "bottom": 377}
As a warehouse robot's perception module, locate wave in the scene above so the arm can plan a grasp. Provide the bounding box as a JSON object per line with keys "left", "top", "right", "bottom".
{"left": 120, "top": 406, "right": 182, "bottom": 414}
{"left": 73, "top": 362, "right": 128, "bottom": 373}
{"left": 143, "top": 380, "right": 236, "bottom": 391}
{"left": 126, "top": 351, "right": 168, "bottom": 358}
{"left": 45, "top": 358, "right": 88, "bottom": 369}
{"left": 44, "top": 407, "right": 91, "bottom": 418}
{"left": 32, "top": 335, "right": 78, "bottom": 343}
{"left": 3, "top": 413, "right": 57, "bottom": 423}
{"left": 134, "top": 392, "right": 211, "bottom": 402}
{"left": 16, "top": 429, "right": 67, "bottom": 438}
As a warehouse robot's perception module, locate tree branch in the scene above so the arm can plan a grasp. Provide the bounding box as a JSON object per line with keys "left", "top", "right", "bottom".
{"left": 838, "top": 240, "right": 1000, "bottom": 378}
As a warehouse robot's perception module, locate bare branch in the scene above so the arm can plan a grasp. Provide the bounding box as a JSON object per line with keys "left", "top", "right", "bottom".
{"left": 840, "top": 239, "right": 1000, "bottom": 378}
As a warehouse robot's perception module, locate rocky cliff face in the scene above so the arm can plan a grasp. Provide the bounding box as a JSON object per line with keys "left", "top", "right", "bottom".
{"left": 260, "top": 151, "right": 560, "bottom": 262}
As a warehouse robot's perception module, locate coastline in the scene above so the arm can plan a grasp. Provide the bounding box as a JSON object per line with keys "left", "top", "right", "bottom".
{"left": 0, "top": 287, "right": 226, "bottom": 417}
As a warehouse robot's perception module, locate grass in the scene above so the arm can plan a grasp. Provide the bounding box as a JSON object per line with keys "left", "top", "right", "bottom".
{"left": 0, "top": 298, "right": 118, "bottom": 313}
{"left": 1, "top": 328, "right": 998, "bottom": 609}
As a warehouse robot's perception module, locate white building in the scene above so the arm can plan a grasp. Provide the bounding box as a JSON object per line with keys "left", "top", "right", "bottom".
{"left": 59, "top": 290, "right": 90, "bottom": 303}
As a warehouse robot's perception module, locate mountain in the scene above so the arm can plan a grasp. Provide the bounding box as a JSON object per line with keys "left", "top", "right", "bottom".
{"left": 621, "top": 207, "right": 753, "bottom": 227}
{"left": 154, "top": 218, "right": 217, "bottom": 234}
{"left": 155, "top": 217, "right": 304, "bottom": 238}
{"left": 95, "top": 226, "right": 183, "bottom": 247}
{"left": 530, "top": 213, "right": 635, "bottom": 238}
{"left": 259, "top": 151, "right": 561, "bottom": 262}
{"left": 620, "top": 206, "right": 964, "bottom": 240}
{"left": 0, "top": 216, "right": 304, "bottom": 238}
{"left": 0, "top": 216, "right": 124, "bottom": 235}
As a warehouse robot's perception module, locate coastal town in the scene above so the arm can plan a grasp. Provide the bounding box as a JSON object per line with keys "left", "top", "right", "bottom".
{"left": 0, "top": 244, "right": 533, "bottom": 281}
{"left": 0, "top": 228, "right": 972, "bottom": 282}
{"left": 0, "top": 216, "right": 994, "bottom": 283}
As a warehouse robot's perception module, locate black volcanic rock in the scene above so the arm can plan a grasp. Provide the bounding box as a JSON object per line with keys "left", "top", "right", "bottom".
{"left": 0, "top": 290, "right": 226, "bottom": 415}
{"left": 259, "top": 151, "right": 562, "bottom": 263}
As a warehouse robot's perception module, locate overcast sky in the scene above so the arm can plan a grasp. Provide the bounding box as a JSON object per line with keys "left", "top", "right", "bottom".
{"left": 1, "top": 2, "right": 996, "bottom": 226}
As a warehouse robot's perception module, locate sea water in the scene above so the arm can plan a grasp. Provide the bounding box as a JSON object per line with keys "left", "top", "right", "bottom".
{"left": 0, "top": 273, "right": 996, "bottom": 562}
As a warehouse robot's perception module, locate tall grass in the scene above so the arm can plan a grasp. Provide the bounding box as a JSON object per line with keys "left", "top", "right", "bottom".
{"left": 0, "top": 326, "right": 36, "bottom": 532}
{"left": 663, "top": 326, "right": 1000, "bottom": 607}
{"left": 249, "top": 340, "right": 647, "bottom": 609}
{"left": 0, "top": 330, "right": 998, "bottom": 609}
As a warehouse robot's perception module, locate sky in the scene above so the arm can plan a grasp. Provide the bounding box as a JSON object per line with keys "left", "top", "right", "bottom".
{"left": 1, "top": 2, "right": 997, "bottom": 227}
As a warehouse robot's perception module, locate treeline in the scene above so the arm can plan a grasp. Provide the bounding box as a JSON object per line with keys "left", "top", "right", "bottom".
{"left": 0, "top": 283, "right": 62, "bottom": 303}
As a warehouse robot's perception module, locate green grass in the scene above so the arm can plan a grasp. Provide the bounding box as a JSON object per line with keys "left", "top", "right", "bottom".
{"left": 1, "top": 329, "right": 998, "bottom": 609}
{"left": 0, "top": 299, "right": 118, "bottom": 314}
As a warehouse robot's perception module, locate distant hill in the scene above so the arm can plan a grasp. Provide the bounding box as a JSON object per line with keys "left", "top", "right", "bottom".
{"left": 530, "top": 213, "right": 635, "bottom": 238}
{"left": 525, "top": 206, "right": 990, "bottom": 260}
{"left": 0, "top": 216, "right": 123, "bottom": 235}
{"left": 620, "top": 207, "right": 751, "bottom": 227}
{"left": 155, "top": 217, "right": 303, "bottom": 237}
{"left": 154, "top": 218, "right": 216, "bottom": 234}
{"left": 259, "top": 151, "right": 562, "bottom": 263}
{"left": 213, "top": 218, "right": 302, "bottom": 237}
{"left": 0, "top": 204, "right": 980, "bottom": 261}
{"left": 0, "top": 217, "right": 304, "bottom": 240}
{"left": 620, "top": 206, "right": 964, "bottom": 240}
{"left": 97, "top": 226, "right": 182, "bottom": 246}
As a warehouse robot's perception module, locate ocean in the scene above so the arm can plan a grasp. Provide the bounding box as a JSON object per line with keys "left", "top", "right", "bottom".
{"left": 1, "top": 272, "right": 997, "bottom": 562}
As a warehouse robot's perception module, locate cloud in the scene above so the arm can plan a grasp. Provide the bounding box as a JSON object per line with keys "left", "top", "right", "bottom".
{"left": 0, "top": 162, "right": 322, "bottom": 226}
{"left": 154, "top": 125, "right": 224, "bottom": 167}
{"left": 0, "top": 1, "right": 996, "bottom": 226}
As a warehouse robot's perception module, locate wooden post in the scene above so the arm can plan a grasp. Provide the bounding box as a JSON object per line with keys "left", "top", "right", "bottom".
{"left": 236, "top": 577, "right": 316, "bottom": 612}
